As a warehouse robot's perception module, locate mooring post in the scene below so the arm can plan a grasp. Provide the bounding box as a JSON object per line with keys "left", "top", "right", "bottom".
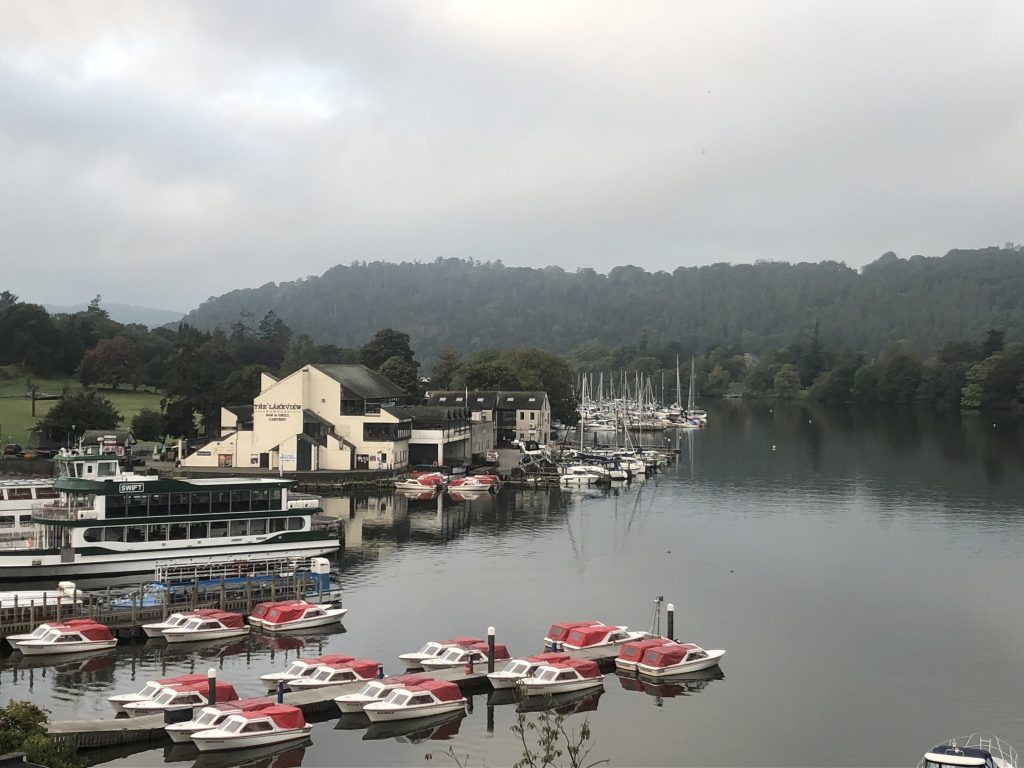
{"left": 192, "top": 578, "right": 198, "bottom": 610}
{"left": 55, "top": 594, "right": 62, "bottom": 622}
{"left": 245, "top": 578, "right": 252, "bottom": 612}
{"left": 666, "top": 603, "right": 675, "bottom": 641}
{"left": 219, "top": 576, "right": 225, "bottom": 610}
{"left": 130, "top": 591, "right": 136, "bottom": 626}
{"left": 207, "top": 668, "right": 217, "bottom": 705}
{"left": 29, "top": 600, "right": 35, "bottom": 629}
{"left": 487, "top": 626, "right": 496, "bottom": 674}
{"left": 162, "top": 584, "right": 169, "bottom": 616}
{"left": 277, "top": 680, "right": 285, "bottom": 704}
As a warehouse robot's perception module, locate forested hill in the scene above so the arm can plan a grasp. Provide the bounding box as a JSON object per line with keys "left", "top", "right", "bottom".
{"left": 183, "top": 247, "right": 1024, "bottom": 361}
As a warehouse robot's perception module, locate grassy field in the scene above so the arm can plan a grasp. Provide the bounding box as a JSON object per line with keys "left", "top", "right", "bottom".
{"left": 0, "top": 377, "right": 162, "bottom": 446}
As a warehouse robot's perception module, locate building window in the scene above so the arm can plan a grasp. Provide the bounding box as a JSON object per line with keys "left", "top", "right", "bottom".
{"left": 519, "top": 411, "right": 525, "bottom": 420}
{"left": 530, "top": 411, "right": 535, "bottom": 421}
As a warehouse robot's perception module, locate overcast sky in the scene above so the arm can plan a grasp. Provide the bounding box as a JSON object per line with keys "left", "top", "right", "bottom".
{"left": 2, "top": 1, "right": 1022, "bottom": 311}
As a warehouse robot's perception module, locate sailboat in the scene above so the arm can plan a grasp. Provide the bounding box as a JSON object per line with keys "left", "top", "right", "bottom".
{"left": 684, "top": 357, "right": 707, "bottom": 426}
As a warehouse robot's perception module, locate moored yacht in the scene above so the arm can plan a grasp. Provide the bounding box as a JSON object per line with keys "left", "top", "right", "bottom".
{"left": 399, "top": 636, "right": 481, "bottom": 670}
{"left": 487, "top": 652, "right": 570, "bottom": 690}
{"left": 335, "top": 674, "right": 432, "bottom": 714}
{"left": 635, "top": 643, "right": 726, "bottom": 677}
{"left": 165, "top": 698, "right": 277, "bottom": 743}
{"left": 0, "top": 447, "right": 338, "bottom": 580}
{"left": 108, "top": 672, "right": 209, "bottom": 713}
{"left": 13, "top": 620, "right": 117, "bottom": 656}
{"left": 518, "top": 660, "right": 604, "bottom": 696}
{"left": 919, "top": 735, "right": 1018, "bottom": 768}
{"left": 253, "top": 600, "right": 347, "bottom": 633}
{"left": 260, "top": 654, "right": 355, "bottom": 692}
{"left": 192, "top": 704, "right": 312, "bottom": 752}
{"left": 615, "top": 637, "right": 677, "bottom": 674}
{"left": 364, "top": 680, "right": 467, "bottom": 722}
{"left": 419, "top": 641, "right": 510, "bottom": 671}
{"left": 287, "top": 658, "right": 381, "bottom": 691}
{"left": 161, "top": 611, "right": 250, "bottom": 644}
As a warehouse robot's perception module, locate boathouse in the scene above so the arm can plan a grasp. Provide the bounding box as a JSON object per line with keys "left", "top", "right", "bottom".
{"left": 182, "top": 364, "right": 412, "bottom": 472}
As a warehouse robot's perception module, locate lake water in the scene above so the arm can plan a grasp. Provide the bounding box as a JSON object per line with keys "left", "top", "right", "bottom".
{"left": 4, "top": 400, "right": 1024, "bottom": 767}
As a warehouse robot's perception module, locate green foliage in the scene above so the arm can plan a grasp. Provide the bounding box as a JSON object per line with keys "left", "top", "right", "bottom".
{"left": 773, "top": 364, "right": 801, "bottom": 399}
{"left": 37, "top": 390, "right": 121, "bottom": 440}
{"left": 77, "top": 335, "right": 142, "bottom": 390}
{"left": 130, "top": 408, "right": 164, "bottom": 441}
{"left": 0, "top": 700, "right": 83, "bottom": 768}
{"left": 430, "top": 348, "right": 462, "bottom": 390}
{"left": 378, "top": 356, "right": 420, "bottom": 396}
{"left": 510, "top": 707, "right": 607, "bottom": 768}
{"left": 450, "top": 349, "right": 577, "bottom": 423}
{"left": 874, "top": 346, "right": 925, "bottom": 404}
{"left": 961, "top": 344, "right": 1024, "bottom": 409}
{"left": 360, "top": 328, "right": 415, "bottom": 369}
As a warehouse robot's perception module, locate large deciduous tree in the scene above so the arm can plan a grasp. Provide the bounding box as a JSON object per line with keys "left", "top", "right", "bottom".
{"left": 37, "top": 390, "right": 122, "bottom": 442}
{"left": 77, "top": 335, "right": 142, "bottom": 390}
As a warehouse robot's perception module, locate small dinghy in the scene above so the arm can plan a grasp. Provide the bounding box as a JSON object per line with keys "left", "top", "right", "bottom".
{"left": 192, "top": 704, "right": 312, "bottom": 752}
{"left": 335, "top": 674, "right": 432, "bottom": 714}
{"left": 545, "top": 621, "right": 645, "bottom": 657}
{"left": 635, "top": 643, "right": 725, "bottom": 677}
{"left": 162, "top": 610, "right": 250, "bottom": 644}
{"left": 394, "top": 472, "right": 447, "bottom": 491}
{"left": 519, "top": 659, "right": 604, "bottom": 696}
{"left": 13, "top": 620, "right": 117, "bottom": 656}
{"left": 399, "top": 636, "right": 481, "bottom": 670}
{"left": 123, "top": 680, "right": 238, "bottom": 717}
{"left": 487, "top": 652, "right": 570, "bottom": 690}
{"left": 165, "top": 698, "right": 278, "bottom": 743}
{"left": 260, "top": 654, "right": 355, "bottom": 692}
{"left": 364, "top": 680, "right": 467, "bottom": 722}
{"left": 108, "top": 672, "right": 209, "bottom": 713}
{"left": 253, "top": 600, "right": 347, "bottom": 633}
{"left": 614, "top": 637, "right": 677, "bottom": 674}
{"left": 142, "top": 609, "right": 227, "bottom": 639}
{"left": 6, "top": 618, "right": 105, "bottom": 646}
{"left": 419, "top": 641, "right": 510, "bottom": 671}
{"left": 287, "top": 658, "right": 380, "bottom": 691}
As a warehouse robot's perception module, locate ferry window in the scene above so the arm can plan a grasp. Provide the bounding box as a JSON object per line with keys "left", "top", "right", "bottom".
{"left": 106, "top": 496, "right": 127, "bottom": 518}
{"left": 0, "top": 516, "right": 14, "bottom": 528}
{"left": 126, "top": 494, "right": 148, "bottom": 517}
{"left": 126, "top": 525, "right": 146, "bottom": 543}
{"left": 212, "top": 492, "right": 231, "bottom": 514}
{"left": 84, "top": 463, "right": 94, "bottom": 475}
{"left": 209, "top": 520, "right": 228, "bottom": 537}
{"left": 98, "top": 462, "right": 117, "bottom": 477}
{"left": 230, "top": 520, "right": 247, "bottom": 537}
{"left": 18, "top": 515, "right": 31, "bottom": 525}
{"left": 250, "top": 519, "right": 267, "bottom": 535}
{"left": 149, "top": 494, "right": 170, "bottom": 516}
{"left": 35, "top": 487, "right": 58, "bottom": 499}
{"left": 190, "top": 493, "right": 211, "bottom": 514}
{"left": 288, "top": 517, "right": 304, "bottom": 531}
{"left": 269, "top": 518, "right": 286, "bottom": 533}
{"left": 230, "top": 490, "right": 250, "bottom": 510}
{"left": 169, "top": 494, "right": 190, "bottom": 515}
{"left": 83, "top": 528, "right": 102, "bottom": 543}
{"left": 251, "top": 490, "right": 270, "bottom": 511}
{"left": 104, "top": 527, "right": 125, "bottom": 542}
{"left": 169, "top": 523, "right": 188, "bottom": 540}
{"left": 9, "top": 488, "right": 32, "bottom": 500}
{"left": 74, "top": 463, "right": 84, "bottom": 477}
{"left": 270, "top": 489, "right": 282, "bottom": 509}
{"left": 189, "top": 522, "right": 208, "bottom": 539}
{"left": 148, "top": 524, "right": 167, "bottom": 541}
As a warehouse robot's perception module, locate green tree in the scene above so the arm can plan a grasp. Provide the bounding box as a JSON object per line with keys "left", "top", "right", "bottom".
{"left": 280, "top": 335, "right": 319, "bottom": 377}
{"left": 38, "top": 390, "right": 121, "bottom": 441}
{"left": 0, "top": 700, "right": 82, "bottom": 768}
{"left": 705, "top": 364, "right": 731, "bottom": 396}
{"left": 378, "top": 356, "right": 419, "bottom": 396}
{"left": 982, "top": 328, "right": 1005, "bottom": 357}
{"left": 430, "top": 348, "right": 461, "bottom": 390}
{"left": 852, "top": 363, "right": 879, "bottom": 400}
{"left": 77, "top": 336, "right": 142, "bottom": 390}
{"left": 131, "top": 408, "right": 164, "bottom": 441}
{"left": 360, "top": 328, "right": 415, "bottom": 369}
{"left": 161, "top": 397, "right": 197, "bottom": 438}
{"left": 773, "top": 364, "right": 801, "bottom": 399}
{"left": 875, "top": 347, "right": 924, "bottom": 403}
{"left": 961, "top": 344, "right": 1024, "bottom": 409}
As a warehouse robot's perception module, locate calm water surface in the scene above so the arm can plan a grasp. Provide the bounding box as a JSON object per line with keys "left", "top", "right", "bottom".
{"left": 4, "top": 401, "right": 1024, "bottom": 767}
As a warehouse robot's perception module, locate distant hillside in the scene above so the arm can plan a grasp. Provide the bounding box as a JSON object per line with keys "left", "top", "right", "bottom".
{"left": 45, "top": 303, "right": 185, "bottom": 328}
{"left": 182, "top": 247, "right": 1024, "bottom": 361}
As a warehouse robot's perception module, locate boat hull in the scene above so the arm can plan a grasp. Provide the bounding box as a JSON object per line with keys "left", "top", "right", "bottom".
{"left": 258, "top": 609, "right": 347, "bottom": 633}
{"left": 288, "top": 678, "right": 367, "bottom": 693}
{"left": 486, "top": 672, "right": 527, "bottom": 690}
{"left": 364, "top": 701, "right": 466, "bottom": 722}
{"left": 519, "top": 678, "right": 603, "bottom": 697}
{"left": 192, "top": 726, "right": 313, "bottom": 752}
{"left": 162, "top": 628, "right": 250, "bottom": 644}
{"left": 334, "top": 694, "right": 381, "bottom": 714}
{"left": 636, "top": 649, "right": 726, "bottom": 678}
{"left": 15, "top": 639, "right": 117, "bottom": 656}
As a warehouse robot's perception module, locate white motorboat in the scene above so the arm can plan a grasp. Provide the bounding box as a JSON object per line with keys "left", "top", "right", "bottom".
{"left": 142, "top": 609, "right": 226, "bottom": 639}
{"left": 165, "top": 698, "right": 277, "bottom": 743}
{"left": 260, "top": 654, "right": 354, "bottom": 692}
{"left": 919, "top": 735, "right": 1018, "bottom": 768}
{"left": 419, "top": 641, "right": 510, "bottom": 671}
{"left": 192, "top": 704, "right": 312, "bottom": 752}
{"left": 544, "top": 620, "right": 610, "bottom": 649}
{"left": 161, "top": 611, "right": 250, "bottom": 644}
{"left": 487, "top": 652, "right": 570, "bottom": 690}
{"left": 287, "top": 658, "right": 380, "bottom": 691}
{"left": 399, "top": 636, "right": 481, "bottom": 670}
{"left": 447, "top": 475, "right": 500, "bottom": 493}
{"left": 363, "top": 680, "right": 467, "bottom": 722}
{"left": 123, "top": 680, "right": 238, "bottom": 717}
{"left": 615, "top": 637, "right": 678, "bottom": 674}
{"left": 108, "top": 672, "right": 208, "bottom": 713}
{"left": 635, "top": 643, "right": 726, "bottom": 677}
{"left": 13, "top": 620, "right": 117, "bottom": 656}
{"left": 252, "top": 600, "right": 347, "bottom": 633}
{"left": 335, "top": 674, "right": 431, "bottom": 714}
{"left": 518, "top": 659, "right": 605, "bottom": 696}
{"left": 394, "top": 472, "right": 447, "bottom": 492}
{"left": 5, "top": 617, "right": 98, "bottom": 646}
{"left": 559, "top": 466, "right": 601, "bottom": 485}
{"left": 550, "top": 622, "right": 646, "bottom": 658}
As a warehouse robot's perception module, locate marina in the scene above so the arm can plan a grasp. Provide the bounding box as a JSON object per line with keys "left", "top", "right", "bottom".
{"left": 2, "top": 401, "right": 1024, "bottom": 766}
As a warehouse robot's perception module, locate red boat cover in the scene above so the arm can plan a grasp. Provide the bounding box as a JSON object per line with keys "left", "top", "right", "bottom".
{"left": 163, "top": 673, "right": 209, "bottom": 686}
{"left": 618, "top": 638, "right": 674, "bottom": 661}
{"left": 265, "top": 603, "right": 317, "bottom": 624}
{"left": 347, "top": 659, "right": 381, "bottom": 679}
{"left": 546, "top": 621, "right": 602, "bottom": 642}
{"left": 406, "top": 680, "right": 463, "bottom": 702}
{"left": 565, "top": 660, "right": 601, "bottom": 678}
{"left": 528, "top": 652, "right": 571, "bottom": 664}
{"left": 640, "top": 645, "right": 692, "bottom": 667}
{"left": 252, "top": 600, "right": 307, "bottom": 620}
{"left": 237, "top": 704, "right": 306, "bottom": 729}
{"left": 299, "top": 654, "right": 353, "bottom": 666}
{"left": 565, "top": 626, "right": 613, "bottom": 647}
{"left": 193, "top": 608, "right": 226, "bottom": 617}
{"left": 170, "top": 680, "right": 238, "bottom": 700}
{"left": 465, "top": 641, "right": 510, "bottom": 660}
{"left": 442, "top": 636, "right": 481, "bottom": 646}
{"left": 207, "top": 611, "right": 244, "bottom": 629}
{"left": 63, "top": 619, "right": 105, "bottom": 628}
{"left": 77, "top": 625, "right": 115, "bottom": 641}
{"left": 385, "top": 674, "right": 432, "bottom": 686}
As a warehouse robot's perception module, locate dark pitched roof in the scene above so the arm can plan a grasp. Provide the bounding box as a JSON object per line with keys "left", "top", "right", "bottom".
{"left": 224, "top": 405, "right": 254, "bottom": 419}
{"left": 388, "top": 405, "right": 468, "bottom": 421}
{"left": 427, "top": 390, "right": 547, "bottom": 410}
{"left": 495, "top": 392, "right": 547, "bottom": 409}
{"left": 311, "top": 364, "right": 407, "bottom": 399}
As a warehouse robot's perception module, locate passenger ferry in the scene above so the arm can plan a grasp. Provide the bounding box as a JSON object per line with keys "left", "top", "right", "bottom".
{"left": 0, "top": 447, "right": 339, "bottom": 579}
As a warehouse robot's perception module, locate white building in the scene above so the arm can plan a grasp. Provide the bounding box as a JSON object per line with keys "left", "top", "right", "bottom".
{"left": 183, "top": 364, "right": 412, "bottom": 472}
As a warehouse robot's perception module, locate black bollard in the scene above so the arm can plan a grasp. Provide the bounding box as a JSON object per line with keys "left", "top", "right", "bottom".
{"left": 487, "top": 626, "right": 496, "bottom": 674}
{"left": 666, "top": 603, "right": 674, "bottom": 641}
{"left": 207, "top": 668, "right": 217, "bottom": 705}
{"left": 277, "top": 680, "right": 285, "bottom": 704}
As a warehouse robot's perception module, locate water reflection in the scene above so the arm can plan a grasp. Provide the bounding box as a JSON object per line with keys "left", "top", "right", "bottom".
{"left": 362, "top": 710, "right": 466, "bottom": 742}
{"left": 616, "top": 668, "right": 725, "bottom": 704}
{"left": 189, "top": 738, "right": 311, "bottom": 768}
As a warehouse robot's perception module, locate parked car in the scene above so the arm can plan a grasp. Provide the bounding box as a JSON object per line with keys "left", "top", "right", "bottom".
{"left": 3, "top": 444, "right": 23, "bottom": 456}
